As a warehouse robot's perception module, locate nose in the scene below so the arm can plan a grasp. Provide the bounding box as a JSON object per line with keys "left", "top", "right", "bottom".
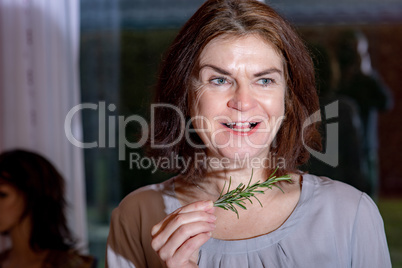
{"left": 227, "top": 83, "right": 257, "bottom": 111}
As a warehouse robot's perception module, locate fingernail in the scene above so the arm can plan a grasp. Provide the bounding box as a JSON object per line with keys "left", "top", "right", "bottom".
{"left": 203, "top": 200, "right": 213, "bottom": 209}
{"left": 209, "top": 223, "right": 216, "bottom": 229}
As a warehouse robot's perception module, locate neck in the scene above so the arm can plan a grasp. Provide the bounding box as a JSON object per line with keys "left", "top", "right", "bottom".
{"left": 194, "top": 165, "right": 275, "bottom": 199}
{"left": 176, "top": 151, "right": 288, "bottom": 205}
{"left": 8, "top": 215, "right": 45, "bottom": 260}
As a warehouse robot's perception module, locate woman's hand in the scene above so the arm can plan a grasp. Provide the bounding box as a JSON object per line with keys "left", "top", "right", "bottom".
{"left": 151, "top": 200, "right": 216, "bottom": 267}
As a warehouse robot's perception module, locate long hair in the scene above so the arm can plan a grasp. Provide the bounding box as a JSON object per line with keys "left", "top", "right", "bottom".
{"left": 0, "top": 149, "right": 75, "bottom": 251}
{"left": 149, "top": 0, "right": 321, "bottom": 178}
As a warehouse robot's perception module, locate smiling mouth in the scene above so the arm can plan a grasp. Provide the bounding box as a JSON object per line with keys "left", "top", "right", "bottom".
{"left": 221, "top": 122, "right": 260, "bottom": 132}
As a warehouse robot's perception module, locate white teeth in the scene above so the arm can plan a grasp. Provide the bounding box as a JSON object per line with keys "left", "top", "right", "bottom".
{"left": 224, "top": 122, "right": 259, "bottom": 131}
{"left": 225, "top": 122, "right": 250, "bottom": 127}
{"left": 231, "top": 128, "right": 251, "bottom": 132}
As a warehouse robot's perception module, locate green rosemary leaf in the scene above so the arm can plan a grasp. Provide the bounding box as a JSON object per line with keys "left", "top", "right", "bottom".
{"left": 213, "top": 168, "right": 292, "bottom": 218}
{"left": 219, "top": 180, "right": 226, "bottom": 197}
{"left": 244, "top": 196, "right": 253, "bottom": 204}
{"left": 236, "top": 202, "right": 247, "bottom": 210}
{"left": 254, "top": 190, "right": 265, "bottom": 194}
{"left": 246, "top": 169, "right": 253, "bottom": 188}
{"left": 272, "top": 184, "right": 285, "bottom": 193}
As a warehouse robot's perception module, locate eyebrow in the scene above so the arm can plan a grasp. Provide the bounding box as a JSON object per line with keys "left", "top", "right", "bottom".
{"left": 199, "top": 64, "right": 282, "bottom": 77}
{"left": 199, "top": 64, "right": 232, "bottom": 75}
{"left": 253, "top": 68, "right": 283, "bottom": 77}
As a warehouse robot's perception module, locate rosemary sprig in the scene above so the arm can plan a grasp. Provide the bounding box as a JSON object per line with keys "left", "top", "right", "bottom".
{"left": 213, "top": 168, "right": 292, "bottom": 218}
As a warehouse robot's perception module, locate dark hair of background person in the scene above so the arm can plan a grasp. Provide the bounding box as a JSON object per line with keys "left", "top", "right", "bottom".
{"left": 0, "top": 149, "right": 75, "bottom": 252}
{"left": 148, "top": 0, "right": 322, "bottom": 178}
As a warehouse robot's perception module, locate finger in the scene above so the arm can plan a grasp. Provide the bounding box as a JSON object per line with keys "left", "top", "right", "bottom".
{"left": 157, "top": 221, "right": 215, "bottom": 260}
{"left": 205, "top": 206, "right": 216, "bottom": 215}
{"left": 166, "top": 232, "right": 212, "bottom": 267}
{"left": 151, "top": 211, "right": 216, "bottom": 252}
{"left": 179, "top": 200, "right": 214, "bottom": 214}
{"left": 151, "top": 200, "right": 214, "bottom": 236}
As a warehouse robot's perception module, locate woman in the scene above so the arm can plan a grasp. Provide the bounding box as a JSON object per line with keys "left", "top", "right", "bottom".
{"left": 107, "top": 0, "right": 391, "bottom": 267}
{"left": 0, "top": 150, "right": 95, "bottom": 268}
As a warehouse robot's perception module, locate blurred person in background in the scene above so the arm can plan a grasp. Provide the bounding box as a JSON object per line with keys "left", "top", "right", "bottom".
{"left": 0, "top": 149, "right": 95, "bottom": 268}
{"left": 303, "top": 43, "right": 370, "bottom": 193}
{"left": 336, "top": 30, "right": 393, "bottom": 199}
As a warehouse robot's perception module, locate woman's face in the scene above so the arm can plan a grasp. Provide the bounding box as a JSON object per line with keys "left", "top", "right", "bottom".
{"left": 0, "top": 178, "right": 26, "bottom": 234}
{"left": 191, "top": 34, "right": 286, "bottom": 162}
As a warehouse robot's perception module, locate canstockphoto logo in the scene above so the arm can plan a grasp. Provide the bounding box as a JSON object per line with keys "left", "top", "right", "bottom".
{"left": 302, "top": 101, "right": 339, "bottom": 167}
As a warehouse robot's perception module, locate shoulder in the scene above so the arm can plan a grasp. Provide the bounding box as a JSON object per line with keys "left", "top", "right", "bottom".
{"left": 118, "top": 177, "right": 177, "bottom": 210}
{"left": 306, "top": 173, "right": 362, "bottom": 196}
{"left": 107, "top": 178, "right": 178, "bottom": 268}
{"left": 300, "top": 174, "right": 387, "bottom": 247}
{"left": 118, "top": 178, "right": 172, "bottom": 209}
{"left": 45, "top": 250, "right": 96, "bottom": 268}
{"left": 303, "top": 174, "right": 377, "bottom": 219}
{"left": 290, "top": 174, "right": 391, "bottom": 266}
{"left": 111, "top": 177, "right": 179, "bottom": 227}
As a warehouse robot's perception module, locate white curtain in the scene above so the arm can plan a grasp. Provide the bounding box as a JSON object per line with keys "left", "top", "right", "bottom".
{"left": 0, "top": 0, "right": 87, "bottom": 251}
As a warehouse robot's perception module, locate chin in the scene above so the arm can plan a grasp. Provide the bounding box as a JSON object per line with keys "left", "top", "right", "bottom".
{"left": 0, "top": 229, "right": 10, "bottom": 235}
{"left": 215, "top": 146, "right": 269, "bottom": 162}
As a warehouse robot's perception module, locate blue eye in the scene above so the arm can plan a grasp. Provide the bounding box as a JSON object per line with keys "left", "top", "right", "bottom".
{"left": 257, "top": 78, "right": 274, "bottom": 86}
{"left": 211, "top": 77, "right": 227, "bottom": 85}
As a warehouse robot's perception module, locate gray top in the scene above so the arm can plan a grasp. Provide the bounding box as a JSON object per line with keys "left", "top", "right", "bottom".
{"left": 106, "top": 174, "right": 391, "bottom": 268}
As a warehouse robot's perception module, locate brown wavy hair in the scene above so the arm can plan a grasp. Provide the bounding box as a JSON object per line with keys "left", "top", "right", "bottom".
{"left": 149, "top": 0, "right": 321, "bottom": 178}
{"left": 0, "top": 149, "right": 75, "bottom": 251}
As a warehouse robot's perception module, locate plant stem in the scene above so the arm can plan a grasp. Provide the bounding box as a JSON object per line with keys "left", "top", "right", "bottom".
{"left": 213, "top": 168, "right": 292, "bottom": 218}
